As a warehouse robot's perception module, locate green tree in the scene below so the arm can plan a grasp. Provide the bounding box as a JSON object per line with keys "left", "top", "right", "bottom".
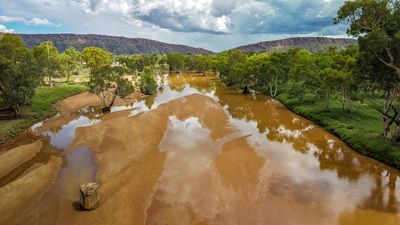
{"left": 231, "top": 62, "right": 251, "bottom": 93}
{"left": 335, "top": 0, "right": 400, "bottom": 141}
{"left": 33, "top": 41, "right": 59, "bottom": 86}
{"left": 88, "top": 66, "right": 133, "bottom": 112}
{"left": 250, "top": 53, "right": 286, "bottom": 97}
{"left": 0, "top": 34, "right": 40, "bottom": 117}
{"left": 288, "top": 50, "right": 318, "bottom": 97}
{"left": 195, "top": 55, "right": 212, "bottom": 75}
{"left": 82, "top": 47, "right": 132, "bottom": 112}
{"left": 167, "top": 53, "right": 185, "bottom": 72}
{"left": 59, "top": 47, "right": 81, "bottom": 82}
{"left": 332, "top": 47, "right": 360, "bottom": 113}
{"left": 81, "top": 47, "right": 113, "bottom": 71}
{"left": 217, "top": 50, "right": 247, "bottom": 86}
{"left": 139, "top": 66, "right": 158, "bottom": 95}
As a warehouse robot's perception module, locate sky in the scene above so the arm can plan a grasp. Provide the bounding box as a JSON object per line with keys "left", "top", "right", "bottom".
{"left": 0, "top": 0, "right": 350, "bottom": 52}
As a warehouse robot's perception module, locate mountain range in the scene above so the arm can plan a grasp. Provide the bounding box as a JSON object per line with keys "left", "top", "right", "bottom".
{"left": 3, "top": 33, "right": 357, "bottom": 54}
{"left": 234, "top": 37, "right": 357, "bottom": 53}
{"left": 14, "top": 33, "right": 212, "bottom": 55}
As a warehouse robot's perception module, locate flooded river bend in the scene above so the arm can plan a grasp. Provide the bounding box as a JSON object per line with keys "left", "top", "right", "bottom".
{"left": 0, "top": 74, "right": 399, "bottom": 225}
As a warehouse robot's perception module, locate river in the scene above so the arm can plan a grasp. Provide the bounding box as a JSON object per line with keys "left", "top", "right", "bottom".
{"left": 0, "top": 73, "right": 399, "bottom": 225}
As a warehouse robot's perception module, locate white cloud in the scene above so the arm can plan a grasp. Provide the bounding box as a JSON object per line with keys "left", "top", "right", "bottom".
{"left": 0, "top": 24, "right": 14, "bottom": 33}
{"left": 0, "top": 0, "right": 349, "bottom": 51}
{"left": 65, "top": 0, "right": 345, "bottom": 35}
{"left": 27, "top": 17, "right": 61, "bottom": 27}
{"left": 0, "top": 15, "right": 26, "bottom": 23}
{"left": 0, "top": 15, "right": 61, "bottom": 27}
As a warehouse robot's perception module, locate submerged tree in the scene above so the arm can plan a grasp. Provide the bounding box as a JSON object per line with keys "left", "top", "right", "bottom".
{"left": 0, "top": 34, "right": 40, "bottom": 117}
{"left": 139, "top": 66, "right": 158, "bottom": 95}
{"left": 167, "top": 53, "right": 185, "bottom": 72}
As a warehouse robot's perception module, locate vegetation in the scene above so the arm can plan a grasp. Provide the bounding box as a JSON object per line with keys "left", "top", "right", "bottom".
{"left": 335, "top": 0, "right": 400, "bottom": 142}
{"left": 0, "top": 34, "right": 41, "bottom": 117}
{"left": 0, "top": 84, "right": 87, "bottom": 144}
{"left": 82, "top": 47, "right": 133, "bottom": 112}
{"left": 32, "top": 41, "right": 60, "bottom": 86}
{"left": 139, "top": 66, "right": 157, "bottom": 95}
{"left": 58, "top": 47, "right": 81, "bottom": 82}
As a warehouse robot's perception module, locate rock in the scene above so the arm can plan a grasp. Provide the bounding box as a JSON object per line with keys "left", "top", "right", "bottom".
{"left": 79, "top": 183, "right": 100, "bottom": 210}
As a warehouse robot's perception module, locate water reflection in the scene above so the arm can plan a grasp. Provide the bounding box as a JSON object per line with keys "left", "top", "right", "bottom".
{"left": 213, "top": 85, "right": 400, "bottom": 216}
{"left": 42, "top": 116, "right": 100, "bottom": 149}
{"left": 13, "top": 73, "right": 400, "bottom": 224}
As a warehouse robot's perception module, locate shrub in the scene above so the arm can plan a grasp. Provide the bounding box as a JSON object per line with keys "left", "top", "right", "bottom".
{"left": 139, "top": 66, "right": 157, "bottom": 95}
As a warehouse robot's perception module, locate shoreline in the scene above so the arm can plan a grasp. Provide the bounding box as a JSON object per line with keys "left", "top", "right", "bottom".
{"left": 0, "top": 84, "right": 88, "bottom": 146}
{"left": 275, "top": 95, "right": 400, "bottom": 170}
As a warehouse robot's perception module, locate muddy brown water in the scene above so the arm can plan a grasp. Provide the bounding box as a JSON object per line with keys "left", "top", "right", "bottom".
{"left": 1, "top": 73, "right": 400, "bottom": 225}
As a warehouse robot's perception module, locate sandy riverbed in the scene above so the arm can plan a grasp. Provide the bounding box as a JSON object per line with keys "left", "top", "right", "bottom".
{"left": 0, "top": 74, "right": 399, "bottom": 225}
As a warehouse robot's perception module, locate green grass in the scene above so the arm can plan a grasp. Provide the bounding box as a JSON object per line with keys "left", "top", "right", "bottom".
{"left": 275, "top": 91, "right": 400, "bottom": 169}
{"left": 0, "top": 83, "right": 88, "bottom": 144}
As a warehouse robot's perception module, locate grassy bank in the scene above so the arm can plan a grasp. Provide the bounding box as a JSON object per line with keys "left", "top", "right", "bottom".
{"left": 0, "top": 84, "right": 87, "bottom": 144}
{"left": 275, "top": 92, "right": 400, "bottom": 169}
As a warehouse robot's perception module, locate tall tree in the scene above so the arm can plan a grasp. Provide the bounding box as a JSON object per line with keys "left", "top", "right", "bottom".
{"left": 82, "top": 47, "right": 132, "bottom": 112}
{"left": 167, "top": 53, "right": 185, "bottom": 72}
{"left": 33, "top": 41, "right": 59, "bottom": 86}
{"left": 335, "top": 0, "right": 400, "bottom": 141}
{"left": 81, "top": 47, "right": 113, "bottom": 71}
{"left": 59, "top": 47, "right": 81, "bottom": 82}
{"left": 0, "top": 34, "right": 40, "bottom": 117}
{"left": 88, "top": 66, "right": 133, "bottom": 112}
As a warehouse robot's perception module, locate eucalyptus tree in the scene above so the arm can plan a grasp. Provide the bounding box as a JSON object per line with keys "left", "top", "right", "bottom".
{"left": 82, "top": 47, "right": 133, "bottom": 112}
{"left": 59, "top": 47, "right": 81, "bottom": 82}
{"left": 217, "top": 50, "right": 248, "bottom": 86}
{"left": 335, "top": 0, "right": 400, "bottom": 141}
{"left": 139, "top": 66, "right": 157, "bottom": 95}
{"left": 167, "top": 53, "right": 185, "bottom": 72}
{"left": 288, "top": 50, "right": 319, "bottom": 97}
{"left": 33, "top": 41, "right": 59, "bottom": 86}
{"left": 81, "top": 47, "right": 113, "bottom": 71}
{"left": 0, "top": 34, "right": 40, "bottom": 117}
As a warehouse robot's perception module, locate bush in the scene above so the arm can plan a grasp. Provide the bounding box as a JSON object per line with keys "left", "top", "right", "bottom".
{"left": 139, "top": 67, "right": 157, "bottom": 95}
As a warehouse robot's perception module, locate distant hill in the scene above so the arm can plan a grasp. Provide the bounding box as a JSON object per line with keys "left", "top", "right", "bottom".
{"left": 10, "top": 33, "right": 212, "bottom": 55}
{"left": 233, "top": 37, "right": 357, "bottom": 53}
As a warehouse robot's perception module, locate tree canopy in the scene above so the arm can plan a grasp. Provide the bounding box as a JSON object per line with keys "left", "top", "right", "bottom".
{"left": 0, "top": 34, "right": 40, "bottom": 117}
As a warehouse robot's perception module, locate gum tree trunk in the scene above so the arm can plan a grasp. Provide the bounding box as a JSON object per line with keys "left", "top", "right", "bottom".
{"left": 383, "top": 88, "right": 394, "bottom": 139}
{"left": 11, "top": 105, "right": 20, "bottom": 118}
{"left": 394, "top": 96, "right": 400, "bottom": 142}
{"left": 242, "top": 85, "right": 250, "bottom": 94}
{"left": 102, "top": 90, "right": 118, "bottom": 112}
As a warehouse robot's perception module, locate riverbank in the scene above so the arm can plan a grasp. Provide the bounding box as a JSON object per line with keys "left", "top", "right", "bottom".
{"left": 276, "top": 92, "right": 400, "bottom": 169}
{"left": 0, "top": 84, "right": 88, "bottom": 145}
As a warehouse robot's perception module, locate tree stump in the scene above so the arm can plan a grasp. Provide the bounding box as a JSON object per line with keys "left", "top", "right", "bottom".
{"left": 79, "top": 183, "right": 100, "bottom": 210}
